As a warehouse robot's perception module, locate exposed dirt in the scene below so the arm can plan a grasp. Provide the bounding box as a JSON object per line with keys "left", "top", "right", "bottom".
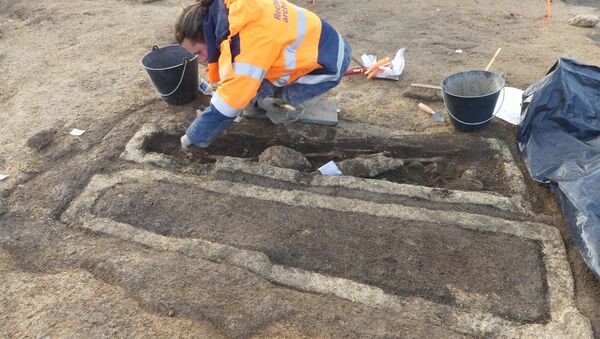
{"left": 1, "top": 0, "right": 600, "bottom": 336}
{"left": 94, "top": 181, "right": 548, "bottom": 323}
{"left": 0, "top": 219, "right": 468, "bottom": 339}
{"left": 0, "top": 250, "right": 222, "bottom": 338}
{"left": 144, "top": 128, "right": 508, "bottom": 193}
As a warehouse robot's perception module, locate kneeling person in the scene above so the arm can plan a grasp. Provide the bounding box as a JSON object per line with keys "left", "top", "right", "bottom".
{"left": 176, "top": 0, "right": 352, "bottom": 149}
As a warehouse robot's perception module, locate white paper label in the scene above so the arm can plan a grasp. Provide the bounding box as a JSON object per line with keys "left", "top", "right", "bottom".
{"left": 70, "top": 128, "right": 86, "bottom": 136}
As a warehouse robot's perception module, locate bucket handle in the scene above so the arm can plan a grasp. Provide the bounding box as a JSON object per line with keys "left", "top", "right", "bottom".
{"left": 444, "top": 87, "right": 506, "bottom": 126}
{"left": 153, "top": 57, "right": 189, "bottom": 98}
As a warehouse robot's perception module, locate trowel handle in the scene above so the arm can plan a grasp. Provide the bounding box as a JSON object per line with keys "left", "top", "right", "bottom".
{"left": 418, "top": 103, "right": 435, "bottom": 115}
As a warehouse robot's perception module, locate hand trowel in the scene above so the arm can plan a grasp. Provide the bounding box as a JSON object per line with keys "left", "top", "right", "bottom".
{"left": 418, "top": 103, "right": 445, "bottom": 122}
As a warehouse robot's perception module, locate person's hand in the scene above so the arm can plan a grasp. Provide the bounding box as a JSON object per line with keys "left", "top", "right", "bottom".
{"left": 180, "top": 134, "right": 192, "bottom": 150}
{"left": 258, "top": 97, "right": 304, "bottom": 124}
{"left": 257, "top": 97, "right": 289, "bottom": 114}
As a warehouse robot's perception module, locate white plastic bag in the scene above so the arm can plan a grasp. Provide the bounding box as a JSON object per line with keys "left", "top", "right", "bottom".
{"left": 360, "top": 48, "right": 406, "bottom": 80}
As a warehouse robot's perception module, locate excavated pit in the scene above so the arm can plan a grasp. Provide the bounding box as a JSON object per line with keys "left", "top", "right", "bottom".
{"left": 92, "top": 180, "right": 549, "bottom": 323}
{"left": 142, "top": 131, "right": 508, "bottom": 194}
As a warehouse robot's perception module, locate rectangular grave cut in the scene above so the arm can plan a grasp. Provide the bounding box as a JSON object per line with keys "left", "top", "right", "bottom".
{"left": 91, "top": 179, "right": 548, "bottom": 323}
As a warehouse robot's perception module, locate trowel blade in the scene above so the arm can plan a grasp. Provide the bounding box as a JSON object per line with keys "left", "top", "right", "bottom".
{"left": 432, "top": 112, "right": 445, "bottom": 122}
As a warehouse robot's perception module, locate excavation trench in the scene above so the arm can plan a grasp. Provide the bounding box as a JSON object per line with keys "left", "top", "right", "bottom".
{"left": 142, "top": 131, "right": 508, "bottom": 194}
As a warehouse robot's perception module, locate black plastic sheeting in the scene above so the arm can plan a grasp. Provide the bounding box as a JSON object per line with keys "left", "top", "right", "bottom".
{"left": 517, "top": 58, "right": 600, "bottom": 280}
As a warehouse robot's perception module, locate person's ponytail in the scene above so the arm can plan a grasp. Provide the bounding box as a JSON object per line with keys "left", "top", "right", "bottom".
{"left": 199, "top": 0, "right": 215, "bottom": 7}
{"left": 174, "top": 0, "right": 216, "bottom": 43}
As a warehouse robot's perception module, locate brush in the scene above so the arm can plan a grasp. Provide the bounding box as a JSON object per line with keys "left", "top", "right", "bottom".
{"left": 403, "top": 83, "right": 443, "bottom": 102}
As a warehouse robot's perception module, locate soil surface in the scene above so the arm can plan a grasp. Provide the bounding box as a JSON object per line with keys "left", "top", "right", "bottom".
{"left": 1, "top": 0, "right": 600, "bottom": 336}
{"left": 1, "top": 225, "right": 466, "bottom": 338}
{"left": 94, "top": 181, "right": 548, "bottom": 323}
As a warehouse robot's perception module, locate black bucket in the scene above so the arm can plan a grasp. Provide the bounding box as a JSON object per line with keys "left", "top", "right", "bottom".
{"left": 141, "top": 45, "right": 198, "bottom": 105}
{"left": 442, "top": 71, "right": 505, "bottom": 131}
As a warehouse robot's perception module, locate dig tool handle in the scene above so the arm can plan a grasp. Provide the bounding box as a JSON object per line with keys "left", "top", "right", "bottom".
{"left": 418, "top": 103, "right": 436, "bottom": 115}
{"left": 344, "top": 67, "right": 367, "bottom": 76}
{"left": 411, "top": 83, "right": 442, "bottom": 90}
{"left": 485, "top": 48, "right": 502, "bottom": 72}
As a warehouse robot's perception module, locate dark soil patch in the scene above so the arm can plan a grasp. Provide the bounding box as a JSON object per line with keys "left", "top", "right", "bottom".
{"left": 93, "top": 181, "right": 550, "bottom": 323}
{"left": 26, "top": 128, "right": 57, "bottom": 151}
{"left": 142, "top": 130, "right": 508, "bottom": 194}
{"left": 0, "top": 219, "right": 469, "bottom": 339}
{"left": 551, "top": 188, "right": 600, "bottom": 338}
{"left": 483, "top": 120, "right": 600, "bottom": 336}
{"left": 567, "top": 239, "right": 600, "bottom": 338}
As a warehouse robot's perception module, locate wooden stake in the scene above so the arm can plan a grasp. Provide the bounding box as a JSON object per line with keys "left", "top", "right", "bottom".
{"left": 546, "top": 0, "right": 552, "bottom": 22}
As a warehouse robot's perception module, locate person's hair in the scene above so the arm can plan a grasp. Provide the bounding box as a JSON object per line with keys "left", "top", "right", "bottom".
{"left": 174, "top": 0, "right": 215, "bottom": 43}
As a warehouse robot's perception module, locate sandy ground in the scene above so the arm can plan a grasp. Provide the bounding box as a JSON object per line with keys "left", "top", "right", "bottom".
{"left": 1, "top": 0, "right": 600, "bottom": 337}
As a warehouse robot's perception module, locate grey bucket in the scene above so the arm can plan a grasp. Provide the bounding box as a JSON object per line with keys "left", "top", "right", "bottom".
{"left": 141, "top": 45, "right": 198, "bottom": 105}
{"left": 442, "top": 71, "right": 505, "bottom": 132}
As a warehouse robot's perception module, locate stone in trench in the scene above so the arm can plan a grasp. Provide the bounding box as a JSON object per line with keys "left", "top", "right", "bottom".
{"left": 26, "top": 128, "right": 58, "bottom": 151}
{"left": 336, "top": 152, "right": 404, "bottom": 177}
{"left": 568, "top": 14, "right": 600, "bottom": 28}
{"left": 461, "top": 168, "right": 480, "bottom": 181}
{"left": 258, "top": 146, "right": 312, "bottom": 171}
{"left": 458, "top": 168, "right": 484, "bottom": 190}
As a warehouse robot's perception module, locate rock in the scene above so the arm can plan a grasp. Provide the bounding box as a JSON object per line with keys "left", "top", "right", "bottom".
{"left": 336, "top": 152, "right": 404, "bottom": 177}
{"left": 568, "top": 14, "right": 600, "bottom": 28}
{"left": 460, "top": 168, "right": 479, "bottom": 181}
{"left": 0, "top": 199, "right": 6, "bottom": 215}
{"left": 26, "top": 128, "right": 58, "bottom": 151}
{"left": 258, "top": 146, "right": 312, "bottom": 171}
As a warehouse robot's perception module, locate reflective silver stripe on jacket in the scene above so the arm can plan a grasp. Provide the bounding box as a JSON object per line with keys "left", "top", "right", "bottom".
{"left": 295, "top": 33, "right": 345, "bottom": 85}
{"left": 274, "top": 5, "right": 307, "bottom": 87}
{"left": 234, "top": 62, "right": 266, "bottom": 80}
{"left": 211, "top": 92, "right": 242, "bottom": 117}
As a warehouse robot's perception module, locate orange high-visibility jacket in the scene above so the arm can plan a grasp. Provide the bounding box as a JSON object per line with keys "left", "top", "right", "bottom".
{"left": 204, "top": 0, "right": 346, "bottom": 118}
